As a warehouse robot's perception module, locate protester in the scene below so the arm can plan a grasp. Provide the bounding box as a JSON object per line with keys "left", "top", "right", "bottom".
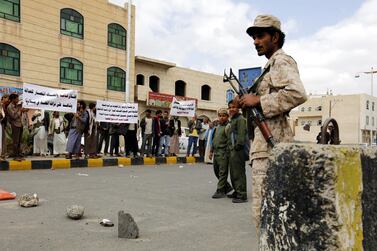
{"left": 66, "top": 101, "right": 88, "bottom": 159}
{"left": 109, "top": 123, "right": 120, "bottom": 156}
{"left": 0, "top": 95, "right": 8, "bottom": 160}
{"left": 187, "top": 115, "right": 202, "bottom": 157}
{"left": 49, "top": 111, "right": 67, "bottom": 157}
{"left": 97, "top": 122, "right": 110, "bottom": 155}
{"left": 168, "top": 116, "right": 181, "bottom": 156}
{"left": 204, "top": 121, "right": 215, "bottom": 163}
{"left": 209, "top": 108, "right": 233, "bottom": 199}
{"left": 316, "top": 126, "right": 330, "bottom": 144}
{"left": 152, "top": 110, "right": 162, "bottom": 156}
{"left": 84, "top": 103, "right": 98, "bottom": 158}
{"left": 7, "top": 94, "right": 27, "bottom": 161}
{"left": 119, "top": 123, "right": 128, "bottom": 155}
{"left": 125, "top": 122, "right": 139, "bottom": 157}
{"left": 140, "top": 109, "right": 153, "bottom": 157}
{"left": 198, "top": 117, "right": 209, "bottom": 157}
{"left": 227, "top": 100, "right": 248, "bottom": 203}
{"left": 32, "top": 110, "right": 48, "bottom": 156}
{"left": 158, "top": 111, "right": 170, "bottom": 157}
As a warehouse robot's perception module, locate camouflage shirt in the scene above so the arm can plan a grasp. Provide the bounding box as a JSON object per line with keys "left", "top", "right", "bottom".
{"left": 250, "top": 49, "right": 307, "bottom": 160}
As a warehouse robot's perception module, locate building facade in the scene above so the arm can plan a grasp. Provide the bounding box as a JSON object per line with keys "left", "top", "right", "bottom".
{"left": 0, "top": 0, "right": 136, "bottom": 102}
{"left": 0, "top": 0, "right": 230, "bottom": 124}
{"left": 291, "top": 94, "right": 377, "bottom": 145}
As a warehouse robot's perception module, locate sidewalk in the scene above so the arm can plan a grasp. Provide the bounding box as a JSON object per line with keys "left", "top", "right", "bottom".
{"left": 0, "top": 155, "right": 205, "bottom": 171}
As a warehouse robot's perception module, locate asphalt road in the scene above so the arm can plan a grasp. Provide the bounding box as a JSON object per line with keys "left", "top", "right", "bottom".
{"left": 0, "top": 163, "right": 257, "bottom": 251}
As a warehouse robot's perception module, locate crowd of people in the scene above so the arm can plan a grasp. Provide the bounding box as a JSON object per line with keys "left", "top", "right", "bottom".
{"left": 0, "top": 94, "right": 215, "bottom": 161}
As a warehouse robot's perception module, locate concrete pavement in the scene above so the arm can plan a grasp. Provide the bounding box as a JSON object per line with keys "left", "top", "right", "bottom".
{"left": 0, "top": 163, "right": 257, "bottom": 251}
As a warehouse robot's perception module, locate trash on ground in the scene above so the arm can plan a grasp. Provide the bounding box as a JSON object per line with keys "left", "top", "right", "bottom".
{"left": 100, "top": 218, "right": 114, "bottom": 227}
{"left": 0, "top": 189, "right": 16, "bottom": 200}
{"left": 77, "top": 173, "right": 89, "bottom": 177}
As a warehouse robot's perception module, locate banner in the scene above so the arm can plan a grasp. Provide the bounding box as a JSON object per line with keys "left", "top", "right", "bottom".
{"left": 22, "top": 83, "right": 77, "bottom": 112}
{"left": 147, "top": 92, "right": 197, "bottom": 108}
{"left": 0, "top": 86, "right": 23, "bottom": 98}
{"left": 96, "top": 100, "right": 138, "bottom": 124}
{"left": 170, "top": 97, "right": 196, "bottom": 117}
{"left": 239, "top": 67, "right": 262, "bottom": 92}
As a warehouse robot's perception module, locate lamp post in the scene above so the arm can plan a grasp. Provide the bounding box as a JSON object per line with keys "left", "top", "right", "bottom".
{"left": 355, "top": 67, "right": 377, "bottom": 96}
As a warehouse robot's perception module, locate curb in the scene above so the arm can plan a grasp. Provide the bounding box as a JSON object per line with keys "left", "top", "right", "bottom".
{"left": 0, "top": 156, "right": 205, "bottom": 171}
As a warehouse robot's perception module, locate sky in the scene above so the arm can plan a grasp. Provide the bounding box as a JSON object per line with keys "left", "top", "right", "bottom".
{"left": 109, "top": 0, "right": 377, "bottom": 96}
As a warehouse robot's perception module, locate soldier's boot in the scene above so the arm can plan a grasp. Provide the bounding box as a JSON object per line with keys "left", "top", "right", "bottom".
{"left": 212, "top": 190, "right": 226, "bottom": 199}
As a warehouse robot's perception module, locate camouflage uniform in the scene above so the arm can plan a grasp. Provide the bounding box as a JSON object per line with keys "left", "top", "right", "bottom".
{"left": 211, "top": 121, "right": 232, "bottom": 193}
{"left": 228, "top": 113, "right": 248, "bottom": 200}
{"left": 250, "top": 49, "right": 307, "bottom": 229}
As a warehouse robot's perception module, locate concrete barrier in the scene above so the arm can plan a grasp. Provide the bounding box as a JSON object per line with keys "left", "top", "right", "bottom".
{"left": 260, "top": 143, "right": 376, "bottom": 250}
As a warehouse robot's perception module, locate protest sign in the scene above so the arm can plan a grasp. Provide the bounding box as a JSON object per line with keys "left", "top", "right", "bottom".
{"left": 96, "top": 100, "right": 138, "bottom": 124}
{"left": 170, "top": 97, "right": 196, "bottom": 117}
{"left": 0, "top": 86, "right": 23, "bottom": 98}
{"left": 22, "top": 83, "right": 77, "bottom": 112}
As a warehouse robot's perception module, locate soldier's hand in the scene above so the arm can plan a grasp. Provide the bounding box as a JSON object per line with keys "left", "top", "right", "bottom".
{"left": 239, "top": 94, "right": 260, "bottom": 108}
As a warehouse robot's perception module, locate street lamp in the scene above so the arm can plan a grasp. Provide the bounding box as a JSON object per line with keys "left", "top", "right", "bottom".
{"left": 355, "top": 67, "right": 377, "bottom": 96}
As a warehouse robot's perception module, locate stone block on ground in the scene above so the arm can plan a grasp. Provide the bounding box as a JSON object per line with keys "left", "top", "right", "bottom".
{"left": 260, "top": 144, "right": 376, "bottom": 251}
{"left": 66, "top": 205, "right": 85, "bottom": 220}
{"left": 118, "top": 211, "right": 139, "bottom": 239}
{"left": 18, "top": 193, "right": 39, "bottom": 207}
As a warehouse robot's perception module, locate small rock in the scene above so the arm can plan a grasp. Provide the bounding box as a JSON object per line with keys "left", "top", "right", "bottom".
{"left": 118, "top": 211, "right": 139, "bottom": 239}
{"left": 18, "top": 193, "right": 39, "bottom": 207}
{"left": 66, "top": 205, "right": 85, "bottom": 220}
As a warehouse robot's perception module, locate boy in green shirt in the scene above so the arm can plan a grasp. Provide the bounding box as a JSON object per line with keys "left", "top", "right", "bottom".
{"left": 209, "top": 108, "right": 233, "bottom": 198}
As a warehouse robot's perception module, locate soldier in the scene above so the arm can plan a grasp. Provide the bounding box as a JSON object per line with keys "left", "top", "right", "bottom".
{"left": 236, "top": 15, "right": 307, "bottom": 231}
{"left": 209, "top": 108, "right": 233, "bottom": 199}
{"left": 227, "top": 100, "right": 248, "bottom": 203}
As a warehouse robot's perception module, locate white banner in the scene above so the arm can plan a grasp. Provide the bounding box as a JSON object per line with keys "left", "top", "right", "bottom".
{"left": 170, "top": 97, "right": 196, "bottom": 117}
{"left": 23, "top": 83, "right": 77, "bottom": 113}
{"left": 96, "top": 100, "right": 138, "bottom": 124}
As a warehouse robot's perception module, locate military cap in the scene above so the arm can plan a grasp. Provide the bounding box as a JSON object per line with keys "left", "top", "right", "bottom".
{"left": 246, "top": 14, "right": 281, "bottom": 37}
{"left": 217, "top": 108, "right": 229, "bottom": 116}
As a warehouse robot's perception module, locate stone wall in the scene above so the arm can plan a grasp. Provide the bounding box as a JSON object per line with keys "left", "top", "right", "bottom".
{"left": 259, "top": 144, "right": 376, "bottom": 251}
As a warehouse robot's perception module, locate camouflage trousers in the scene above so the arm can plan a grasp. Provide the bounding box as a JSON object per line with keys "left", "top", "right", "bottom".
{"left": 251, "top": 157, "right": 269, "bottom": 233}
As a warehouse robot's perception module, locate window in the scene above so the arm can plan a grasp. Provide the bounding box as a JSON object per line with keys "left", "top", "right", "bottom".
{"left": 301, "top": 120, "right": 305, "bottom": 126}
{"left": 316, "top": 106, "right": 322, "bottom": 111}
{"left": 60, "top": 57, "right": 83, "bottom": 85}
{"left": 108, "top": 23, "right": 126, "bottom": 50}
{"left": 373, "top": 102, "right": 375, "bottom": 111}
{"left": 136, "top": 74, "right": 144, "bottom": 85}
{"left": 308, "top": 107, "right": 312, "bottom": 112}
{"left": 373, "top": 117, "right": 375, "bottom": 127}
{"left": 300, "top": 107, "right": 305, "bottom": 112}
{"left": 149, "top": 75, "right": 159, "bottom": 92}
{"left": 366, "top": 100, "right": 370, "bottom": 110}
{"left": 0, "top": 0, "right": 20, "bottom": 22}
{"left": 0, "top": 43, "right": 20, "bottom": 76}
{"left": 201, "top": 85, "right": 211, "bottom": 101}
{"left": 107, "top": 67, "right": 125, "bottom": 92}
{"left": 366, "top": 116, "right": 369, "bottom": 126}
{"left": 60, "top": 8, "right": 84, "bottom": 39}
{"left": 175, "top": 80, "right": 186, "bottom": 96}
{"left": 317, "top": 120, "right": 322, "bottom": 126}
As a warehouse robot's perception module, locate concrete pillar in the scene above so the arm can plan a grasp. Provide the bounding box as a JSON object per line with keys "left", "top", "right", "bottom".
{"left": 259, "top": 143, "right": 376, "bottom": 250}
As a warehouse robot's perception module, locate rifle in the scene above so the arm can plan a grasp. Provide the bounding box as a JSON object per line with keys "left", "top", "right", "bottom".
{"left": 223, "top": 68, "right": 276, "bottom": 148}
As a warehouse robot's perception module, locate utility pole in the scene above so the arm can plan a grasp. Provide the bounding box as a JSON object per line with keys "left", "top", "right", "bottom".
{"left": 125, "top": 0, "right": 132, "bottom": 103}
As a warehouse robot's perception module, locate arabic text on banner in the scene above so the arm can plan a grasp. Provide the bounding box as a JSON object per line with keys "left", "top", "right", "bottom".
{"left": 22, "top": 83, "right": 78, "bottom": 113}
{"left": 170, "top": 97, "right": 196, "bottom": 117}
{"left": 96, "top": 100, "right": 138, "bottom": 124}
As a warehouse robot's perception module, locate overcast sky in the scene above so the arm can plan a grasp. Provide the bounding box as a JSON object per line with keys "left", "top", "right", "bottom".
{"left": 109, "top": 0, "right": 377, "bottom": 96}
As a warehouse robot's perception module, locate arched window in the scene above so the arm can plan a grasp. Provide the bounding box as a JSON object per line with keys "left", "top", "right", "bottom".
{"left": 201, "top": 85, "right": 211, "bottom": 101}
{"left": 60, "top": 8, "right": 84, "bottom": 39}
{"left": 149, "top": 75, "right": 159, "bottom": 92}
{"left": 107, "top": 67, "right": 125, "bottom": 92}
{"left": 136, "top": 74, "right": 145, "bottom": 85}
{"left": 0, "top": 43, "right": 20, "bottom": 76}
{"left": 175, "top": 80, "right": 186, "bottom": 96}
{"left": 60, "top": 57, "right": 83, "bottom": 85}
{"left": 108, "top": 23, "right": 126, "bottom": 50}
{"left": 0, "top": 0, "right": 20, "bottom": 22}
